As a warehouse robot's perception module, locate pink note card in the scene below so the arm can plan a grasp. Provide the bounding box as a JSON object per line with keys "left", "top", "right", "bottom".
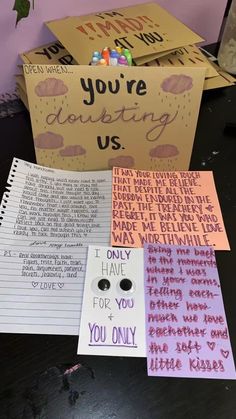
{"left": 111, "top": 168, "right": 230, "bottom": 250}
{"left": 144, "top": 243, "right": 236, "bottom": 379}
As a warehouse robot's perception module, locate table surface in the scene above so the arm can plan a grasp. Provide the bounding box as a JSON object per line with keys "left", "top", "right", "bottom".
{"left": 0, "top": 80, "right": 236, "bottom": 419}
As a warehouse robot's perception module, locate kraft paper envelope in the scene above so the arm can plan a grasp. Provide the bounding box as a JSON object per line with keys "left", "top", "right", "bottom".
{"left": 20, "top": 41, "right": 233, "bottom": 93}
{"left": 15, "top": 74, "right": 26, "bottom": 92}
{"left": 16, "top": 85, "right": 29, "bottom": 110}
{"left": 204, "top": 72, "right": 235, "bottom": 90}
{"left": 46, "top": 2, "right": 203, "bottom": 65}
{"left": 20, "top": 40, "right": 232, "bottom": 93}
{"left": 15, "top": 75, "right": 29, "bottom": 110}
{"left": 20, "top": 41, "right": 77, "bottom": 66}
{"left": 204, "top": 63, "right": 236, "bottom": 90}
{"left": 145, "top": 44, "right": 218, "bottom": 79}
{"left": 23, "top": 64, "right": 205, "bottom": 172}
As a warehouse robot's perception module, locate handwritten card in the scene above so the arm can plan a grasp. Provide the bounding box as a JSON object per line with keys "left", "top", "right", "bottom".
{"left": 20, "top": 41, "right": 77, "bottom": 66}
{"left": 111, "top": 168, "right": 230, "bottom": 250}
{"left": 144, "top": 243, "right": 236, "bottom": 379}
{"left": 23, "top": 64, "right": 205, "bottom": 171}
{"left": 0, "top": 158, "right": 112, "bottom": 335}
{"left": 78, "top": 246, "right": 146, "bottom": 357}
{"left": 145, "top": 44, "right": 218, "bottom": 79}
{"left": 46, "top": 3, "right": 203, "bottom": 65}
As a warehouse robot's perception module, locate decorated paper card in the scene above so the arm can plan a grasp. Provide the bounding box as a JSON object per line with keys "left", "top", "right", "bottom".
{"left": 78, "top": 246, "right": 146, "bottom": 357}
{"left": 144, "top": 243, "right": 236, "bottom": 379}
{"left": 20, "top": 41, "right": 77, "bottom": 65}
{"left": 23, "top": 64, "right": 205, "bottom": 171}
{"left": 111, "top": 168, "right": 230, "bottom": 250}
{"left": 0, "top": 158, "right": 112, "bottom": 335}
{"left": 46, "top": 3, "right": 203, "bottom": 65}
{"left": 145, "top": 44, "right": 218, "bottom": 79}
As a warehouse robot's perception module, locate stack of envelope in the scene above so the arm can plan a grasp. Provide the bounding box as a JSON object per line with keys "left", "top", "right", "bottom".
{"left": 15, "top": 2, "right": 235, "bottom": 108}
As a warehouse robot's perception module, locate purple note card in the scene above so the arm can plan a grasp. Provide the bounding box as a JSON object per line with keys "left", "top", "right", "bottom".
{"left": 144, "top": 243, "right": 236, "bottom": 379}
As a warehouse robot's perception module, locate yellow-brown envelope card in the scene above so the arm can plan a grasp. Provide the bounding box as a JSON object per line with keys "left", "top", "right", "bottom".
{"left": 20, "top": 41, "right": 77, "bottom": 65}
{"left": 15, "top": 75, "right": 29, "bottom": 109}
{"left": 145, "top": 44, "right": 218, "bottom": 79}
{"left": 204, "top": 62, "right": 236, "bottom": 90}
{"left": 46, "top": 2, "right": 203, "bottom": 65}
{"left": 204, "top": 72, "right": 235, "bottom": 90}
{"left": 15, "top": 74, "right": 26, "bottom": 92}
{"left": 23, "top": 64, "right": 205, "bottom": 171}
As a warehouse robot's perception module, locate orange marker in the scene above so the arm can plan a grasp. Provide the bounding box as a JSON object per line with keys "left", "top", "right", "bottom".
{"left": 102, "top": 47, "right": 110, "bottom": 65}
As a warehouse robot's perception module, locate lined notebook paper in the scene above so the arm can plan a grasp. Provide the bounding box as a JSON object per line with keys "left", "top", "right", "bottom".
{"left": 0, "top": 158, "right": 112, "bottom": 335}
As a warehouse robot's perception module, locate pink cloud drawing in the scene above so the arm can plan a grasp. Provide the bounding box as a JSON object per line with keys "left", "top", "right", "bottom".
{"left": 34, "top": 131, "right": 64, "bottom": 149}
{"left": 149, "top": 144, "right": 179, "bottom": 158}
{"left": 108, "top": 155, "right": 135, "bottom": 168}
{"left": 161, "top": 74, "right": 193, "bottom": 94}
{"left": 59, "top": 145, "right": 86, "bottom": 157}
{"left": 35, "top": 78, "right": 68, "bottom": 97}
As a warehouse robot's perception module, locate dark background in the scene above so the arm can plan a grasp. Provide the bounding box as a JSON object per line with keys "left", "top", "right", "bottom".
{"left": 0, "top": 46, "right": 236, "bottom": 418}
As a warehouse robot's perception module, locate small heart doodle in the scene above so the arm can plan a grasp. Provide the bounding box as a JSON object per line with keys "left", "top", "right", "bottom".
{"left": 32, "top": 282, "right": 39, "bottom": 288}
{"left": 58, "top": 283, "right": 64, "bottom": 288}
{"left": 207, "top": 341, "right": 216, "bottom": 351}
{"left": 221, "top": 349, "right": 230, "bottom": 359}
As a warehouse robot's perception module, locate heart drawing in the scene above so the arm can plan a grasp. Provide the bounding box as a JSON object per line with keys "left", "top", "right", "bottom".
{"left": 32, "top": 282, "right": 39, "bottom": 288}
{"left": 58, "top": 283, "right": 64, "bottom": 288}
{"left": 207, "top": 341, "right": 216, "bottom": 351}
{"left": 221, "top": 349, "right": 230, "bottom": 359}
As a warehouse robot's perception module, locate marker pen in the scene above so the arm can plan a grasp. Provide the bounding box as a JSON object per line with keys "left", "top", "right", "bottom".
{"left": 90, "top": 56, "right": 99, "bottom": 66}
{"left": 109, "top": 49, "right": 120, "bottom": 66}
{"left": 115, "top": 46, "right": 123, "bottom": 55}
{"left": 102, "top": 47, "right": 110, "bottom": 65}
{"left": 93, "top": 51, "right": 102, "bottom": 60}
{"left": 118, "top": 55, "right": 128, "bottom": 66}
{"left": 123, "top": 48, "right": 132, "bottom": 66}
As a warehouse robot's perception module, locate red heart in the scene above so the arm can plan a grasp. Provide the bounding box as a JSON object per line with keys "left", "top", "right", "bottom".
{"left": 207, "top": 341, "right": 216, "bottom": 351}
{"left": 221, "top": 349, "right": 230, "bottom": 359}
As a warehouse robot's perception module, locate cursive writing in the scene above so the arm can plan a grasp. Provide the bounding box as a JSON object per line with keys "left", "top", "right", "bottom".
{"left": 46, "top": 106, "right": 178, "bottom": 142}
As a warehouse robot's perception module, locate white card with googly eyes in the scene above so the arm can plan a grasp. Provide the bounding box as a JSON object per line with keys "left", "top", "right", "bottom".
{"left": 78, "top": 246, "right": 146, "bottom": 357}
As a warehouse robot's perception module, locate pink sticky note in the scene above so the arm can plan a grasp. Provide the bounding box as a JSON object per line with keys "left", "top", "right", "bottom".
{"left": 144, "top": 243, "right": 236, "bottom": 379}
{"left": 111, "top": 168, "right": 230, "bottom": 250}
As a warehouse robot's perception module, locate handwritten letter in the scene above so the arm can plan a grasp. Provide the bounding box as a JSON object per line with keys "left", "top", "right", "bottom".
{"left": 111, "top": 168, "right": 230, "bottom": 250}
{"left": 144, "top": 243, "right": 236, "bottom": 379}
{"left": 0, "top": 158, "right": 112, "bottom": 334}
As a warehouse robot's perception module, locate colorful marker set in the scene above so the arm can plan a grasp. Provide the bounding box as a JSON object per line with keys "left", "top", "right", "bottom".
{"left": 90, "top": 47, "right": 133, "bottom": 66}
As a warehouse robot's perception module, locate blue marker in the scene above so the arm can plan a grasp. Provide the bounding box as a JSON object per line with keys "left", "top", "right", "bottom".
{"left": 93, "top": 51, "right": 102, "bottom": 60}
{"left": 90, "top": 56, "right": 99, "bottom": 65}
{"left": 109, "top": 49, "right": 120, "bottom": 66}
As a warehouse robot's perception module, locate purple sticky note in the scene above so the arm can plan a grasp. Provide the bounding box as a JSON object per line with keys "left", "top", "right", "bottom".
{"left": 144, "top": 243, "right": 236, "bottom": 379}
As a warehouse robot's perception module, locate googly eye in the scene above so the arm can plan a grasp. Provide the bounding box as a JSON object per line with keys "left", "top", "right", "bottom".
{"left": 117, "top": 278, "right": 135, "bottom": 295}
{"left": 98, "top": 278, "right": 110, "bottom": 291}
{"left": 91, "top": 277, "right": 111, "bottom": 295}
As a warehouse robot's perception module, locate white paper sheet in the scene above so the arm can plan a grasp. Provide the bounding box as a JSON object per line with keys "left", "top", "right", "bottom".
{"left": 78, "top": 245, "right": 146, "bottom": 357}
{"left": 0, "top": 158, "right": 112, "bottom": 334}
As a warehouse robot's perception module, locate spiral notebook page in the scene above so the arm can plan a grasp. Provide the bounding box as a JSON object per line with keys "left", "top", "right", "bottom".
{"left": 0, "top": 158, "right": 112, "bottom": 335}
